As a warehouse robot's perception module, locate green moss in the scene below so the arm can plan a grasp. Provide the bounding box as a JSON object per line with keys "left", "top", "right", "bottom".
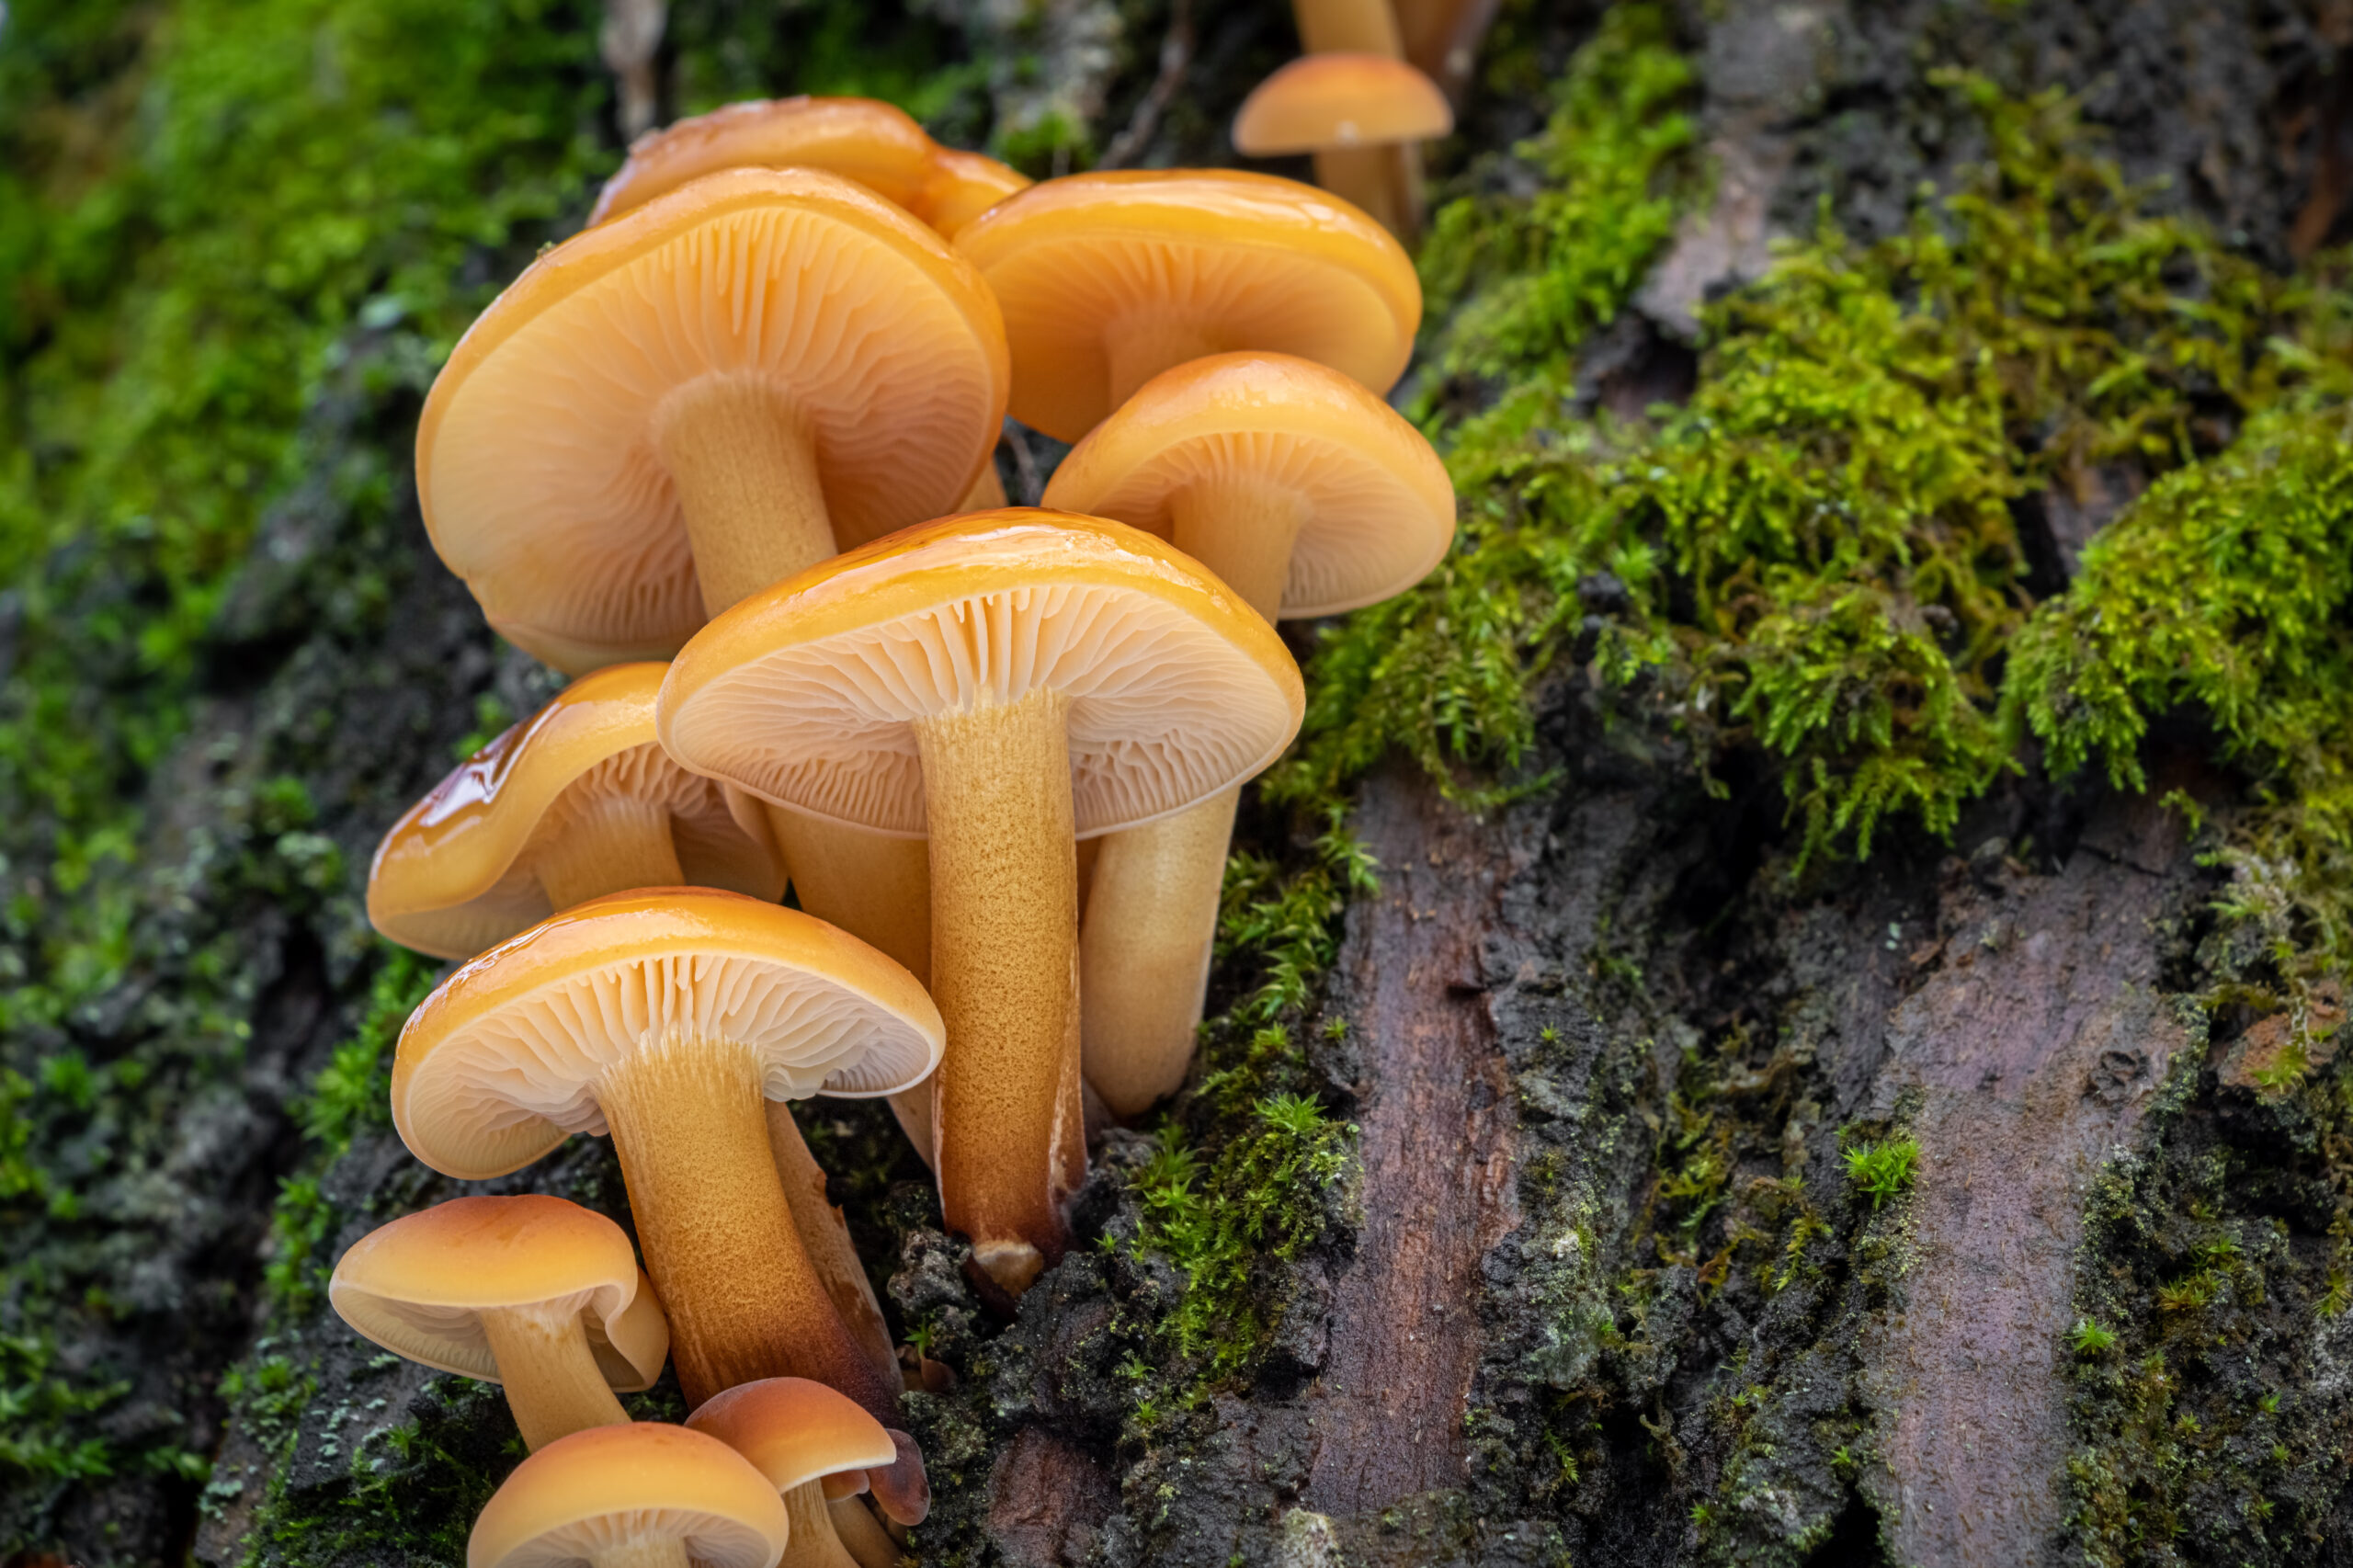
{"left": 1842, "top": 1138, "right": 1919, "bottom": 1210}
{"left": 1283, "top": 62, "right": 2353, "bottom": 869}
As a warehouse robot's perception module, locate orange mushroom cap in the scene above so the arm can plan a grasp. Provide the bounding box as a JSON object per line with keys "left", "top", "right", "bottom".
{"left": 1233, "top": 53, "right": 1453, "bottom": 156}
{"left": 329, "top": 1195, "right": 668, "bottom": 1391}
{"left": 470, "top": 1423, "right": 790, "bottom": 1568}
{"left": 1041, "top": 352, "right": 1456, "bottom": 618}
{"left": 419, "top": 166, "right": 1009, "bottom": 673}
{"left": 589, "top": 97, "right": 940, "bottom": 225}
{"left": 687, "top": 1377, "right": 898, "bottom": 1496}
{"left": 952, "top": 169, "right": 1419, "bottom": 442}
{"left": 392, "top": 889, "right": 946, "bottom": 1180}
{"left": 908, "top": 148, "right": 1032, "bottom": 237}
{"left": 367, "top": 664, "right": 784, "bottom": 960}
{"left": 655, "top": 509, "right": 1305, "bottom": 841}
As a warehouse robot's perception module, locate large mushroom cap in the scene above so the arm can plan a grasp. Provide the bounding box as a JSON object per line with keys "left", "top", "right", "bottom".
{"left": 656, "top": 509, "right": 1305, "bottom": 840}
{"left": 1042, "top": 352, "right": 1457, "bottom": 618}
{"left": 392, "top": 890, "right": 946, "bottom": 1180}
{"left": 470, "top": 1423, "right": 790, "bottom": 1568}
{"left": 588, "top": 97, "right": 940, "bottom": 226}
{"left": 910, "top": 148, "right": 1032, "bottom": 237}
{"left": 419, "top": 166, "right": 1009, "bottom": 673}
{"left": 328, "top": 1195, "right": 667, "bottom": 1390}
{"left": 1232, "top": 53, "right": 1454, "bottom": 155}
{"left": 951, "top": 170, "right": 1419, "bottom": 442}
{"left": 367, "top": 664, "right": 784, "bottom": 960}
{"left": 687, "top": 1377, "right": 897, "bottom": 1494}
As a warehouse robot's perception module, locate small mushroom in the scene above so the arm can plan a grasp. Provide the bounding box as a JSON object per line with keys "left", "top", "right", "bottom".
{"left": 687, "top": 1378, "right": 912, "bottom": 1568}
{"left": 367, "top": 663, "right": 784, "bottom": 960}
{"left": 908, "top": 148, "right": 1033, "bottom": 239}
{"left": 392, "top": 888, "right": 943, "bottom": 1420}
{"left": 419, "top": 166, "right": 1007, "bottom": 671}
{"left": 1045, "top": 352, "right": 1454, "bottom": 1114}
{"left": 953, "top": 169, "right": 1418, "bottom": 443}
{"left": 328, "top": 1195, "right": 667, "bottom": 1451}
{"left": 589, "top": 97, "right": 940, "bottom": 226}
{"left": 1233, "top": 54, "right": 1454, "bottom": 237}
{"left": 470, "top": 1423, "right": 790, "bottom": 1568}
{"left": 658, "top": 512, "right": 1303, "bottom": 1295}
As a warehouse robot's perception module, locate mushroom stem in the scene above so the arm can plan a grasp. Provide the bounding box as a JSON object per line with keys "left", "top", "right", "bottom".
{"left": 763, "top": 1100, "right": 904, "bottom": 1399}
{"left": 826, "top": 1495, "right": 900, "bottom": 1568}
{"left": 586, "top": 1539, "right": 692, "bottom": 1568}
{"left": 478, "top": 1301, "right": 633, "bottom": 1451}
{"left": 1104, "top": 320, "right": 1223, "bottom": 413}
{"left": 654, "top": 375, "right": 837, "bottom": 617}
{"left": 914, "top": 688, "right": 1082, "bottom": 1293}
{"left": 1312, "top": 146, "right": 1406, "bottom": 235}
{"left": 1074, "top": 476, "right": 1300, "bottom": 1117}
{"left": 1292, "top": 0, "right": 1402, "bottom": 54}
{"left": 1078, "top": 788, "right": 1238, "bottom": 1119}
{"left": 534, "top": 794, "right": 688, "bottom": 912}
{"left": 779, "top": 1480, "right": 864, "bottom": 1568}
{"left": 597, "top": 1032, "right": 902, "bottom": 1416}
{"left": 759, "top": 806, "right": 939, "bottom": 1168}
{"left": 961, "top": 460, "right": 1009, "bottom": 511}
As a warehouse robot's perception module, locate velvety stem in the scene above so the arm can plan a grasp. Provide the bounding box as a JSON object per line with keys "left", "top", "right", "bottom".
{"left": 1313, "top": 145, "right": 1405, "bottom": 235}
{"left": 1291, "top": 0, "right": 1402, "bottom": 53}
{"left": 915, "top": 688, "right": 1081, "bottom": 1294}
{"left": 534, "top": 792, "right": 686, "bottom": 912}
{"left": 1168, "top": 473, "right": 1306, "bottom": 622}
{"left": 597, "top": 1032, "right": 901, "bottom": 1419}
{"left": 477, "top": 1300, "right": 631, "bottom": 1451}
{"left": 653, "top": 374, "right": 837, "bottom": 617}
{"left": 764, "top": 1099, "right": 904, "bottom": 1397}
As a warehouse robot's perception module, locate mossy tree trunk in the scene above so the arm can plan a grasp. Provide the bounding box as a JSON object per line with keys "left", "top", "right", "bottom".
{"left": 3, "top": 2, "right": 2349, "bottom": 1567}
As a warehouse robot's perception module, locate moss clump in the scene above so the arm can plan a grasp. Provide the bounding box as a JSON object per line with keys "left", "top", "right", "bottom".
{"left": 2009, "top": 404, "right": 2353, "bottom": 996}
{"left": 1282, "top": 62, "right": 2352, "bottom": 869}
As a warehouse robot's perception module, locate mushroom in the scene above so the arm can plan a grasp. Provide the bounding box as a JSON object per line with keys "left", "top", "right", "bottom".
{"left": 1233, "top": 54, "right": 1454, "bottom": 237}
{"left": 391, "top": 888, "right": 943, "bottom": 1421}
{"left": 908, "top": 148, "right": 1033, "bottom": 239}
{"left": 657, "top": 511, "right": 1304, "bottom": 1294}
{"left": 418, "top": 165, "right": 1008, "bottom": 673}
{"left": 687, "top": 1378, "right": 913, "bottom": 1568}
{"left": 470, "top": 1423, "right": 790, "bottom": 1568}
{"left": 328, "top": 1195, "right": 668, "bottom": 1451}
{"left": 367, "top": 663, "right": 785, "bottom": 960}
{"left": 1043, "top": 352, "right": 1454, "bottom": 1115}
{"left": 589, "top": 97, "right": 940, "bottom": 226}
{"left": 952, "top": 169, "right": 1419, "bottom": 444}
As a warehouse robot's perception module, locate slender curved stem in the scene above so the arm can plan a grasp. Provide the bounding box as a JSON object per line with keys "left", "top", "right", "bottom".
{"left": 765, "top": 1099, "right": 904, "bottom": 1397}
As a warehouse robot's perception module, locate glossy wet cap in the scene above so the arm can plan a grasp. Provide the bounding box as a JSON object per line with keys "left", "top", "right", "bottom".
{"left": 419, "top": 166, "right": 1009, "bottom": 672}
{"left": 392, "top": 890, "right": 946, "bottom": 1180}
{"left": 953, "top": 170, "right": 1418, "bottom": 442}
{"left": 657, "top": 509, "right": 1304, "bottom": 840}
{"left": 367, "top": 664, "right": 785, "bottom": 960}
{"left": 588, "top": 96, "right": 939, "bottom": 224}
{"left": 1042, "top": 352, "right": 1456, "bottom": 618}
{"left": 329, "top": 1195, "right": 667, "bottom": 1389}
{"left": 687, "top": 1378, "right": 898, "bottom": 1495}
{"left": 909, "top": 148, "right": 1032, "bottom": 237}
{"left": 1233, "top": 53, "right": 1453, "bottom": 155}
{"left": 470, "top": 1423, "right": 790, "bottom": 1568}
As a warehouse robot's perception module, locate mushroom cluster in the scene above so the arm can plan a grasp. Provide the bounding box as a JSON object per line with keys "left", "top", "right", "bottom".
{"left": 331, "top": 62, "right": 1467, "bottom": 1557}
